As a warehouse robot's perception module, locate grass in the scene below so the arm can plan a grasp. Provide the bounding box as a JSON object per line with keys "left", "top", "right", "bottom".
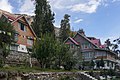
{"left": 115, "top": 78, "right": 120, "bottom": 80}
{"left": 0, "top": 66, "right": 79, "bottom": 73}
{"left": 0, "top": 66, "right": 102, "bottom": 73}
{"left": 0, "top": 66, "right": 109, "bottom": 74}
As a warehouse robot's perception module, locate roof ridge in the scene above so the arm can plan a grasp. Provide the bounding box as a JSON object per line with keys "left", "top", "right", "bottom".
{"left": 65, "top": 37, "right": 79, "bottom": 45}
{"left": 77, "top": 32, "right": 99, "bottom": 48}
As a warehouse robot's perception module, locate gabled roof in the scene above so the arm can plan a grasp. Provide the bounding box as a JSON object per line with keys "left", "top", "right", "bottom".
{"left": 73, "top": 32, "right": 99, "bottom": 48}
{"left": 0, "top": 12, "right": 37, "bottom": 38}
{"left": 3, "top": 13, "right": 16, "bottom": 21}
{"left": 99, "top": 44, "right": 106, "bottom": 48}
{"left": 91, "top": 39, "right": 101, "bottom": 46}
{"left": 65, "top": 37, "right": 79, "bottom": 45}
{"left": 11, "top": 15, "right": 37, "bottom": 37}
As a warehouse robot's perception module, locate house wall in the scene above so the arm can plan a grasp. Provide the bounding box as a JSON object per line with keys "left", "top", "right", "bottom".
{"left": 74, "top": 34, "right": 96, "bottom": 50}
{"left": 106, "top": 52, "right": 116, "bottom": 62}
{"left": 65, "top": 32, "right": 117, "bottom": 70}
{"left": 13, "top": 18, "right": 34, "bottom": 46}
{"left": 94, "top": 50, "right": 116, "bottom": 62}
{"left": 65, "top": 39, "right": 78, "bottom": 50}
{"left": 94, "top": 51, "right": 107, "bottom": 59}
{"left": 82, "top": 51, "right": 95, "bottom": 61}
{"left": 12, "top": 17, "right": 35, "bottom": 53}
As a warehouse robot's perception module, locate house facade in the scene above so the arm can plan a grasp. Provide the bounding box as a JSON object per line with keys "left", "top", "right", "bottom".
{"left": 0, "top": 9, "right": 36, "bottom": 53}
{"left": 65, "top": 29, "right": 117, "bottom": 69}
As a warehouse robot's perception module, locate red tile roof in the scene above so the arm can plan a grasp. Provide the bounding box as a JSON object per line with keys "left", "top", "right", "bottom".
{"left": 90, "top": 38, "right": 107, "bottom": 49}
{"left": 3, "top": 13, "right": 16, "bottom": 20}
{"left": 90, "top": 39, "right": 101, "bottom": 46}
{"left": 99, "top": 44, "right": 106, "bottom": 48}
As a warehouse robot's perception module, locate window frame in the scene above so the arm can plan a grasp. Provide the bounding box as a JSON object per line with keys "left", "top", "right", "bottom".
{"left": 19, "top": 22, "right": 26, "bottom": 32}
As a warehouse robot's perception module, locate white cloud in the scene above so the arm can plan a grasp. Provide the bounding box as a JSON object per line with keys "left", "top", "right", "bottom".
{"left": 48, "top": 0, "right": 71, "bottom": 10}
{"left": 48, "top": 0, "right": 64, "bottom": 9}
{"left": 0, "top": 0, "right": 13, "bottom": 13}
{"left": 18, "top": 0, "right": 118, "bottom": 15}
{"left": 70, "top": 0, "right": 101, "bottom": 13}
{"left": 48, "top": 0, "right": 107, "bottom": 14}
{"left": 19, "top": 0, "right": 35, "bottom": 15}
{"left": 54, "top": 23, "right": 60, "bottom": 28}
{"left": 74, "top": 19, "right": 83, "bottom": 23}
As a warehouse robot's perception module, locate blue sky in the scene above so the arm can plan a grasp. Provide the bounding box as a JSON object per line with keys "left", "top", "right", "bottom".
{"left": 0, "top": 0, "right": 120, "bottom": 43}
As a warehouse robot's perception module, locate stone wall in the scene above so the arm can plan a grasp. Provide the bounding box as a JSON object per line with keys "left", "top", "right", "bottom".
{"left": 0, "top": 71, "right": 93, "bottom": 80}
{"left": 6, "top": 51, "right": 39, "bottom": 66}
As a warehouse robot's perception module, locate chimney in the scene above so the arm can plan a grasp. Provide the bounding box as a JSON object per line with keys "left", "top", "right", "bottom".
{"left": 78, "top": 29, "right": 85, "bottom": 36}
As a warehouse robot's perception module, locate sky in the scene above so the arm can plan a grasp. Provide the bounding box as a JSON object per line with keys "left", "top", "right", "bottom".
{"left": 0, "top": 0, "right": 120, "bottom": 44}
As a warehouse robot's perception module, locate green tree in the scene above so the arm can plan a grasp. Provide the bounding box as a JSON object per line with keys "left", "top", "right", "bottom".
{"left": 105, "top": 38, "right": 120, "bottom": 54}
{"left": 105, "top": 39, "right": 112, "bottom": 50}
{"left": 0, "top": 19, "right": 15, "bottom": 65}
{"left": 100, "top": 58, "right": 104, "bottom": 69}
{"left": 96, "top": 61, "right": 100, "bottom": 69}
{"left": 59, "top": 14, "right": 71, "bottom": 42}
{"left": 54, "top": 43, "right": 68, "bottom": 69}
{"left": 32, "top": 0, "right": 55, "bottom": 37}
{"left": 113, "top": 38, "right": 120, "bottom": 54}
{"left": 63, "top": 51, "right": 77, "bottom": 71}
{"left": 90, "top": 60, "right": 95, "bottom": 70}
{"left": 32, "top": 34, "right": 76, "bottom": 70}
{"left": 32, "top": 34, "right": 55, "bottom": 68}
{"left": 96, "top": 58, "right": 104, "bottom": 69}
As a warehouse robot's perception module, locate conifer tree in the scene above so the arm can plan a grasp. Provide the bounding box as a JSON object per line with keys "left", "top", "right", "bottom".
{"left": 32, "top": 0, "right": 55, "bottom": 37}
{"left": 59, "top": 14, "right": 71, "bottom": 42}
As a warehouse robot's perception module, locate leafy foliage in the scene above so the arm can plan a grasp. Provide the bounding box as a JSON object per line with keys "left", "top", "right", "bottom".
{"left": 0, "top": 19, "right": 15, "bottom": 65}
{"left": 99, "top": 58, "right": 104, "bottom": 68}
{"left": 96, "top": 58, "right": 104, "bottom": 69}
{"left": 0, "top": 20, "right": 15, "bottom": 48}
{"left": 90, "top": 60, "right": 95, "bottom": 69}
{"left": 105, "top": 39, "right": 112, "bottom": 50}
{"left": 107, "top": 68, "right": 115, "bottom": 76}
{"left": 105, "top": 38, "right": 120, "bottom": 54}
{"left": 32, "top": 34, "right": 76, "bottom": 70}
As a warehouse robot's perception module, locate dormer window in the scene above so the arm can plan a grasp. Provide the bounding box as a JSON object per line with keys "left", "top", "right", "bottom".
{"left": 19, "top": 22, "right": 26, "bottom": 31}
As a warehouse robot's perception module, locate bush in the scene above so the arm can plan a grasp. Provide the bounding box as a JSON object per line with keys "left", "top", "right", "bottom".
{"left": 107, "top": 69, "right": 115, "bottom": 76}
{"left": 0, "top": 59, "right": 3, "bottom": 67}
{"left": 63, "top": 57, "right": 76, "bottom": 71}
{"left": 89, "top": 70, "right": 94, "bottom": 76}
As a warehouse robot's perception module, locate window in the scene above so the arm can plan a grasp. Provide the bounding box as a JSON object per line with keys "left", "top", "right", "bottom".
{"left": 27, "top": 39, "right": 33, "bottom": 45}
{"left": 95, "top": 51, "right": 106, "bottom": 57}
{"left": 19, "top": 22, "right": 26, "bottom": 31}
{"left": 69, "top": 44, "right": 75, "bottom": 49}
{"left": 81, "top": 43, "right": 89, "bottom": 49}
{"left": 14, "top": 33, "right": 18, "bottom": 42}
{"left": 22, "top": 48, "right": 24, "bottom": 50}
{"left": 10, "top": 45, "right": 18, "bottom": 51}
{"left": 88, "top": 44, "right": 91, "bottom": 48}
{"left": 71, "top": 44, "right": 74, "bottom": 48}
{"left": 83, "top": 52, "right": 93, "bottom": 59}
